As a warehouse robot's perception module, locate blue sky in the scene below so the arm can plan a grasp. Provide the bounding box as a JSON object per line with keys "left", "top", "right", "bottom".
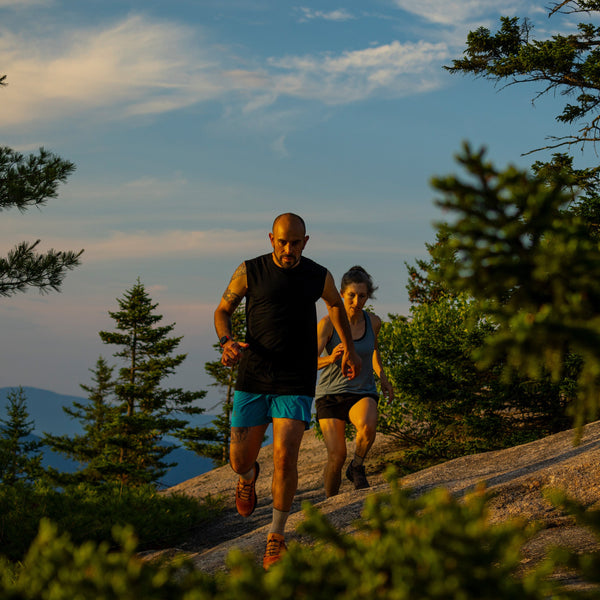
{"left": 0, "top": 0, "right": 593, "bottom": 410}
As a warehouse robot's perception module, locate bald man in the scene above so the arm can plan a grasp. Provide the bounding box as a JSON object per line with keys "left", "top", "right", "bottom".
{"left": 214, "top": 212, "right": 361, "bottom": 568}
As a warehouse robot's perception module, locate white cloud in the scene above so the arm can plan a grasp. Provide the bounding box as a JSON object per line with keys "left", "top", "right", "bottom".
{"left": 0, "top": 12, "right": 452, "bottom": 130}
{"left": 0, "top": 0, "right": 51, "bottom": 6}
{"left": 271, "top": 135, "right": 289, "bottom": 158}
{"left": 390, "top": 0, "right": 523, "bottom": 26}
{"left": 295, "top": 7, "right": 356, "bottom": 23}
{"left": 267, "top": 40, "right": 449, "bottom": 104}
{"left": 18, "top": 229, "right": 268, "bottom": 262}
{"left": 0, "top": 15, "right": 229, "bottom": 127}
{"left": 0, "top": 224, "right": 413, "bottom": 266}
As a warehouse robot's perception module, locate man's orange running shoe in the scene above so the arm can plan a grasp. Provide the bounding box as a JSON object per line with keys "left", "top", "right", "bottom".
{"left": 263, "top": 532, "right": 287, "bottom": 569}
{"left": 235, "top": 462, "right": 260, "bottom": 517}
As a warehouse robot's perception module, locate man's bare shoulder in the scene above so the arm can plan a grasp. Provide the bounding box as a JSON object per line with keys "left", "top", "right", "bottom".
{"left": 231, "top": 262, "right": 247, "bottom": 280}
{"left": 318, "top": 314, "right": 333, "bottom": 330}
{"left": 218, "top": 262, "right": 248, "bottom": 309}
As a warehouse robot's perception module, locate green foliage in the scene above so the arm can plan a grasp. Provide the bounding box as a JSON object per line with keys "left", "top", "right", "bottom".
{"left": 0, "top": 482, "right": 47, "bottom": 562}
{"left": 45, "top": 357, "right": 121, "bottom": 485}
{"left": 445, "top": 4, "right": 600, "bottom": 152}
{"left": 432, "top": 144, "right": 600, "bottom": 427}
{"left": 0, "top": 519, "right": 215, "bottom": 600}
{"left": 405, "top": 227, "right": 457, "bottom": 305}
{"left": 46, "top": 281, "right": 207, "bottom": 487}
{"left": 0, "top": 145, "right": 82, "bottom": 296}
{"left": 290, "top": 480, "right": 551, "bottom": 600}
{"left": 437, "top": 1, "right": 600, "bottom": 432}
{"left": 0, "top": 476, "right": 569, "bottom": 599}
{"left": 193, "top": 305, "right": 246, "bottom": 466}
{"left": 0, "top": 480, "right": 221, "bottom": 562}
{"left": 0, "top": 387, "right": 44, "bottom": 485}
{"left": 0, "top": 74, "right": 81, "bottom": 296}
{"left": 378, "top": 293, "right": 572, "bottom": 461}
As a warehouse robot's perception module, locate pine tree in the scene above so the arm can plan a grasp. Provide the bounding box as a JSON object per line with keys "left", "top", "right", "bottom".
{"left": 44, "top": 357, "right": 120, "bottom": 484}
{"left": 0, "top": 387, "right": 43, "bottom": 485}
{"left": 183, "top": 304, "right": 246, "bottom": 466}
{"left": 405, "top": 227, "right": 457, "bottom": 305}
{"left": 0, "top": 75, "right": 83, "bottom": 296}
{"left": 445, "top": 3, "right": 600, "bottom": 153}
{"left": 432, "top": 144, "right": 599, "bottom": 425}
{"left": 96, "top": 279, "right": 206, "bottom": 486}
{"left": 426, "top": 1, "right": 600, "bottom": 427}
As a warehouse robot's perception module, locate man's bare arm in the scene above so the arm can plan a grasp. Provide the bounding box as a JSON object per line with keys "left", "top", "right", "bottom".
{"left": 220, "top": 263, "right": 246, "bottom": 309}
{"left": 320, "top": 270, "right": 362, "bottom": 379}
{"left": 215, "top": 262, "right": 249, "bottom": 366}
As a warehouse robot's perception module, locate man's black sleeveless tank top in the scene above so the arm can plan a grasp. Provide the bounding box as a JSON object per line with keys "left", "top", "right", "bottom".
{"left": 235, "top": 253, "right": 327, "bottom": 396}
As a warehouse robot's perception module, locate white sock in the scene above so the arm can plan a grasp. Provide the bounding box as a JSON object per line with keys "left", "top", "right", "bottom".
{"left": 240, "top": 465, "right": 255, "bottom": 481}
{"left": 269, "top": 508, "right": 289, "bottom": 536}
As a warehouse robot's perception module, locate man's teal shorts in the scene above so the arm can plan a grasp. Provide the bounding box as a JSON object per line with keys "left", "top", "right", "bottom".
{"left": 231, "top": 391, "right": 313, "bottom": 429}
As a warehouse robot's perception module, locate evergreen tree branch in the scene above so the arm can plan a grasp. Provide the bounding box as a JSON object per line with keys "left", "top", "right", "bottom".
{"left": 0, "top": 240, "right": 83, "bottom": 297}
{"left": 0, "top": 146, "right": 75, "bottom": 211}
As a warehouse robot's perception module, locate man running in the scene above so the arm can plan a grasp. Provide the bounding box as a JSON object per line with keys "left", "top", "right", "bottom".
{"left": 214, "top": 213, "right": 361, "bottom": 568}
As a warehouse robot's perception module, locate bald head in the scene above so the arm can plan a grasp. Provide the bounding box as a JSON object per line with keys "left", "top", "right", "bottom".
{"left": 272, "top": 213, "right": 306, "bottom": 236}
{"left": 269, "top": 213, "right": 309, "bottom": 269}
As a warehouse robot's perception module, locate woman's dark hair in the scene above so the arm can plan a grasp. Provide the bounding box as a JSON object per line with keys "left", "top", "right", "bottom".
{"left": 340, "top": 265, "right": 378, "bottom": 299}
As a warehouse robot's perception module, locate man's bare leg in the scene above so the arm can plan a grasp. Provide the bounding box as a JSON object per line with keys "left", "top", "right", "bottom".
{"left": 230, "top": 424, "right": 268, "bottom": 517}
{"left": 230, "top": 424, "right": 268, "bottom": 475}
{"left": 270, "top": 418, "right": 306, "bottom": 514}
{"left": 261, "top": 418, "right": 306, "bottom": 569}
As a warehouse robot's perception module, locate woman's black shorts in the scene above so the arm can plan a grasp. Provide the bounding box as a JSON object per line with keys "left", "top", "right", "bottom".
{"left": 315, "top": 393, "right": 378, "bottom": 423}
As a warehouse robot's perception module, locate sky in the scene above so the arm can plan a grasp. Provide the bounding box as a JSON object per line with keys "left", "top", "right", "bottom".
{"left": 0, "top": 0, "right": 595, "bottom": 412}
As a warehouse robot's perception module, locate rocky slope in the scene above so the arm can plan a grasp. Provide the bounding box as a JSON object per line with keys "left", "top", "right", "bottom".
{"left": 159, "top": 422, "right": 600, "bottom": 585}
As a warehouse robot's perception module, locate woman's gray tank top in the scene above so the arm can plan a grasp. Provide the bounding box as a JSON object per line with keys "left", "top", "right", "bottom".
{"left": 315, "top": 310, "right": 378, "bottom": 399}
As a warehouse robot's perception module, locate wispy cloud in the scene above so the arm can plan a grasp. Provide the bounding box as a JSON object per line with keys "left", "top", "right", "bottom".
{"left": 295, "top": 7, "right": 356, "bottom": 23}
{"left": 1, "top": 224, "right": 415, "bottom": 266}
{"left": 0, "top": 0, "right": 51, "bottom": 6}
{"left": 7, "top": 229, "right": 267, "bottom": 261}
{"left": 0, "top": 12, "right": 450, "bottom": 130}
{"left": 389, "top": 0, "right": 527, "bottom": 26}
{"left": 266, "top": 40, "right": 449, "bottom": 104}
{"left": 0, "top": 15, "right": 229, "bottom": 127}
{"left": 271, "top": 135, "right": 289, "bottom": 158}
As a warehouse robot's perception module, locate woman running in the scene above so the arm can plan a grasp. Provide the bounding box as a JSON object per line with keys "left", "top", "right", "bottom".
{"left": 315, "top": 266, "right": 394, "bottom": 496}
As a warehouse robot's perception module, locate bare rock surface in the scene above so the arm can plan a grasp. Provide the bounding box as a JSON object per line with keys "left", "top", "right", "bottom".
{"left": 159, "top": 422, "right": 600, "bottom": 580}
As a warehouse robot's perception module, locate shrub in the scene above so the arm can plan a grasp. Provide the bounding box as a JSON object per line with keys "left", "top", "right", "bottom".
{"left": 0, "top": 474, "right": 568, "bottom": 599}
{"left": 0, "top": 519, "right": 214, "bottom": 600}
{"left": 0, "top": 482, "right": 222, "bottom": 562}
{"left": 377, "top": 294, "right": 572, "bottom": 462}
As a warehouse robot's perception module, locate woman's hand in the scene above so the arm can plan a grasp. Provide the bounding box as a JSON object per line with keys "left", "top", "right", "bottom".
{"left": 380, "top": 378, "right": 394, "bottom": 404}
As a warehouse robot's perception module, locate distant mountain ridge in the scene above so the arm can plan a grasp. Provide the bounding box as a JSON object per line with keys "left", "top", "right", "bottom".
{"left": 0, "top": 387, "right": 217, "bottom": 487}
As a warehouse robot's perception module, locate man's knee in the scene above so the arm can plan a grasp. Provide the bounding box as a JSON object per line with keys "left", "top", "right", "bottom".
{"left": 272, "top": 446, "right": 300, "bottom": 476}
{"left": 230, "top": 455, "right": 255, "bottom": 475}
{"left": 229, "top": 442, "right": 258, "bottom": 475}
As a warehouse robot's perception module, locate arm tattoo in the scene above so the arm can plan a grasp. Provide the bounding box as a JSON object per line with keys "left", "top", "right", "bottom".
{"left": 232, "top": 263, "right": 247, "bottom": 280}
{"left": 222, "top": 262, "right": 246, "bottom": 307}
{"left": 223, "top": 287, "right": 242, "bottom": 308}
{"left": 231, "top": 427, "right": 249, "bottom": 444}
